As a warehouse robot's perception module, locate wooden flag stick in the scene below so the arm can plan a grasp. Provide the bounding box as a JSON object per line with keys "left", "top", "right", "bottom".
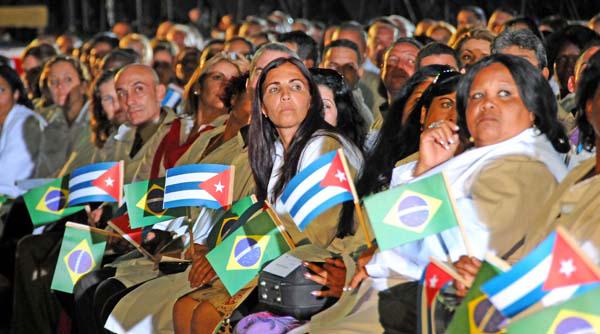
{"left": 57, "top": 152, "right": 78, "bottom": 178}
{"left": 484, "top": 253, "right": 511, "bottom": 272}
{"left": 66, "top": 221, "right": 121, "bottom": 239}
{"left": 117, "top": 160, "right": 125, "bottom": 206}
{"left": 441, "top": 172, "right": 474, "bottom": 258}
{"left": 186, "top": 206, "right": 195, "bottom": 257}
{"left": 429, "top": 256, "right": 471, "bottom": 289}
{"left": 107, "top": 221, "right": 158, "bottom": 264}
{"left": 337, "top": 149, "right": 373, "bottom": 249}
{"left": 264, "top": 201, "right": 296, "bottom": 250}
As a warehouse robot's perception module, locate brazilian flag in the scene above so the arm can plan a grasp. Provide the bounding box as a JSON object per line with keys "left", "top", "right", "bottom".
{"left": 51, "top": 223, "right": 107, "bottom": 293}
{"left": 207, "top": 195, "right": 258, "bottom": 248}
{"left": 23, "top": 177, "right": 85, "bottom": 226}
{"left": 363, "top": 172, "right": 459, "bottom": 251}
{"left": 206, "top": 209, "right": 291, "bottom": 295}
{"left": 508, "top": 286, "right": 600, "bottom": 333}
{"left": 446, "top": 260, "right": 507, "bottom": 334}
{"left": 124, "top": 177, "right": 185, "bottom": 229}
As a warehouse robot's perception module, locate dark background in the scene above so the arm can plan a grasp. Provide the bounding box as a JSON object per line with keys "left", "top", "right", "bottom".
{"left": 1, "top": 0, "right": 599, "bottom": 42}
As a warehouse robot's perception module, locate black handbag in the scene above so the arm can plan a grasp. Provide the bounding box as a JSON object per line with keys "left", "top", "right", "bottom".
{"left": 257, "top": 262, "right": 338, "bottom": 320}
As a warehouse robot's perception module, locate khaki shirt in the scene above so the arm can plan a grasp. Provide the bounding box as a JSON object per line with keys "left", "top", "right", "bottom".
{"left": 521, "top": 158, "right": 600, "bottom": 258}
{"left": 469, "top": 156, "right": 560, "bottom": 262}
{"left": 34, "top": 103, "right": 91, "bottom": 178}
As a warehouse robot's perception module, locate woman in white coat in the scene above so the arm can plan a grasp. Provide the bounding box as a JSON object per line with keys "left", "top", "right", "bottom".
{"left": 0, "top": 65, "right": 45, "bottom": 198}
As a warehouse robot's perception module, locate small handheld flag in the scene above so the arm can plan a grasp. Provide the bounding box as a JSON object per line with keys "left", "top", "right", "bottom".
{"left": 51, "top": 222, "right": 108, "bottom": 293}
{"left": 68, "top": 161, "right": 124, "bottom": 206}
{"left": 363, "top": 173, "right": 462, "bottom": 252}
{"left": 481, "top": 227, "right": 600, "bottom": 318}
{"left": 163, "top": 164, "right": 234, "bottom": 209}
{"left": 206, "top": 208, "right": 292, "bottom": 295}
{"left": 124, "top": 177, "right": 185, "bottom": 229}
{"left": 419, "top": 258, "right": 461, "bottom": 334}
{"left": 23, "top": 177, "right": 85, "bottom": 226}
{"left": 280, "top": 149, "right": 354, "bottom": 231}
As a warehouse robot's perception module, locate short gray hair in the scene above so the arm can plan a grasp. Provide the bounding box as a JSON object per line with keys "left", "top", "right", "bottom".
{"left": 492, "top": 29, "right": 548, "bottom": 69}
{"left": 249, "top": 42, "right": 298, "bottom": 74}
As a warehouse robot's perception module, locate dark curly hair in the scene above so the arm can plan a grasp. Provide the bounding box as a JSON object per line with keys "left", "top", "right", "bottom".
{"left": 89, "top": 70, "right": 117, "bottom": 148}
{"left": 576, "top": 51, "right": 600, "bottom": 152}
{"left": 310, "top": 67, "right": 367, "bottom": 150}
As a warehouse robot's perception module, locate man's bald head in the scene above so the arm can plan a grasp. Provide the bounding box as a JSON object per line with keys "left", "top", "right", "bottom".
{"left": 116, "top": 64, "right": 160, "bottom": 85}
{"left": 115, "top": 64, "right": 165, "bottom": 126}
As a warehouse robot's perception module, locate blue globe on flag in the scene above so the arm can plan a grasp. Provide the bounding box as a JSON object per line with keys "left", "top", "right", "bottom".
{"left": 63, "top": 239, "right": 96, "bottom": 284}
{"left": 548, "top": 310, "right": 600, "bottom": 334}
{"left": 383, "top": 190, "right": 442, "bottom": 233}
{"left": 467, "top": 295, "right": 506, "bottom": 333}
{"left": 36, "top": 187, "right": 69, "bottom": 214}
{"left": 226, "top": 235, "right": 270, "bottom": 271}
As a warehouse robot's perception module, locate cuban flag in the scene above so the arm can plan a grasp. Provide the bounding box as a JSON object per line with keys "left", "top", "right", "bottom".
{"left": 161, "top": 84, "right": 183, "bottom": 109}
{"left": 281, "top": 149, "right": 356, "bottom": 231}
{"left": 481, "top": 227, "right": 600, "bottom": 317}
{"left": 163, "top": 164, "right": 234, "bottom": 209}
{"left": 68, "top": 161, "right": 124, "bottom": 206}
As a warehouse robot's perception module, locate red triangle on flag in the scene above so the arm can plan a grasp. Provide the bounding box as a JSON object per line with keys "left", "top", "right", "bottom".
{"left": 424, "top": 262, "right": 454, "bottom": 307}
{"left": 110, "top": 213, "right": 143, "bottom": 244}
{"left": 320, "top": 152, "right": 353, "bottom": 192}
{"left": 91, "top": 162, "right": 123, "bottom": 203}
{"left": 199, "top": 168, "right": 233, "bottom": 208}
{"left": 543, "top": 230, "right": 600, "bottom": 290}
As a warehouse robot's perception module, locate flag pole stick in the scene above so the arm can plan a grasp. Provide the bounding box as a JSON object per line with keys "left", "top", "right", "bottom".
{"left": 337, "top": 149, "right": 373, "bottom": 249}
{"left": 441, "top": 173, "right": 474, "bottom": 257}
{"left": 66, "top": 221, "right": 121, "bottom": 239}
{"left": 187, "top": 206, "right": 195, "bottom": 257}
{"left": 107, "top": 221, "right": 158, "bottom": 264}
{"left": 264, "top": 202, "right": 296, "bottom": 250}
{"left": 57, "top": 152, "right": 78, "bottom": 178}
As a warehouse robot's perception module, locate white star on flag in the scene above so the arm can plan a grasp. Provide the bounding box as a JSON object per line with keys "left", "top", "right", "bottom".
{"left": 214, "top": 182, "right": 224, "bottom": 193}
{"left": 429, "top": 275, "right": 438, "bottom": 288}
{"left": 104, "top": 177, "right": 114, "bottom": 187}
{"left": 559, "top": 259, "right": 576, "bottom": 277}
{"left": 334, "top": 170, "right": 347, "bottom": 183}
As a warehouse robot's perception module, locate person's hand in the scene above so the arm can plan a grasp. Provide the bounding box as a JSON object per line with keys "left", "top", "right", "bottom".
{"left": 347, "top": 246, "right": 377, "bottom": 290}
{"left": 453, "top": 255, "right": 481, "bottom": 297}
{"left": 303, "top": 258, "right": 346, "bottom": 298}
{"left": 188, "top": 250, "right": 216, "bottom": 288}
{"left": 414, "top": 120, "right": 460, "bottom": 176}
{"left": 86, "top": 206, "right": 104, "bottom": 228}
{"left": 64, "top": 83, "right": 85, "bottom": 113}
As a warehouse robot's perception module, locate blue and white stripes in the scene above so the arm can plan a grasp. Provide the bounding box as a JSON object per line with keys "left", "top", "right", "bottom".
{"left": 163, "top": 164, "right": 228, "bottom": 209}
{"left": 68, "top": 162, "right": 119, "bottom": 206}
{"left": 280, "top": 151, "right": 353, "bottom": 231}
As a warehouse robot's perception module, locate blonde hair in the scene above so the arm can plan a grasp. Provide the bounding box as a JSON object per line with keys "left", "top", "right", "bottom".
{"left": 119, "top": 33, "right": 153, "bottom": 65}
{"left": 183, "top": 52, "right": 248, "bottom": 115}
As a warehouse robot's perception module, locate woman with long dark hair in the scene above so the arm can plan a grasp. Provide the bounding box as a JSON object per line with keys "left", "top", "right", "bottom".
{"left": 0, "top": 65, "right": 46, "bottom": 197}
{"left": 249, "top": 57, "right": 363, "bottom": 247}
{"left": 310, "top": 68, "right": 367, "bottom": 150}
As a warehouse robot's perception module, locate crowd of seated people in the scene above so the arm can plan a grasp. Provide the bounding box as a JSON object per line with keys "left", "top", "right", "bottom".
{"left": 0, "top": 5, "right": 600, "bottom": 334}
